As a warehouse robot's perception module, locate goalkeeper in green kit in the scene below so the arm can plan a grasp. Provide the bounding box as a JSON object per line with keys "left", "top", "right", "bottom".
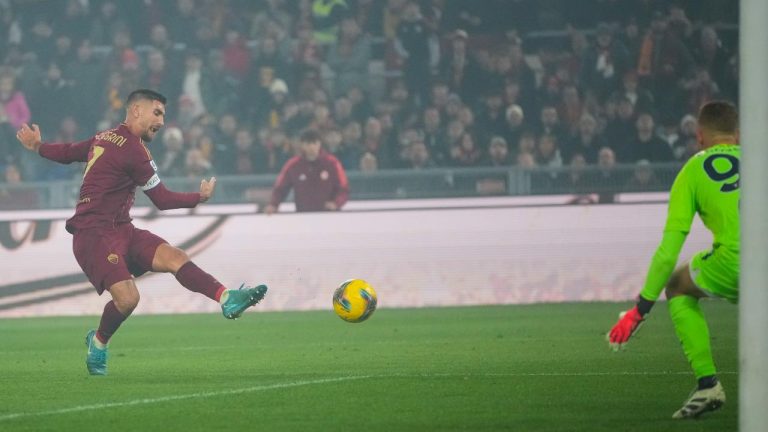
{"left": 607, "top": 101, "right": 739, "bottom": 419}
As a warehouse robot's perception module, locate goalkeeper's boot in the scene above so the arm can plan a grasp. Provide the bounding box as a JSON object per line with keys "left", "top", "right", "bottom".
{"left": 221, "top": 283, "right": 268, "bottom": 319}
{"left": 85, "top": 330, "right": 108, "bottom": 376}
{"left": 672, "top": 381, "right": 725, "bottom": 419}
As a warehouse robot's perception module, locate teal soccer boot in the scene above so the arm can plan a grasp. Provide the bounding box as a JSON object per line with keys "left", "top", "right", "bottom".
{"left": 85, "top": 330, "right": 108, "bottom": 376}
{"left": 221, "top": 284, "right": 268, "bottom": 319}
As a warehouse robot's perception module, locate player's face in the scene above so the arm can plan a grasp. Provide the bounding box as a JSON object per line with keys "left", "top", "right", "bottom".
{"left": 140, "top": 100, "right": 165, "bottom": 142}
{"left": 301, "top": 140, "right": 321, "bottom": 161}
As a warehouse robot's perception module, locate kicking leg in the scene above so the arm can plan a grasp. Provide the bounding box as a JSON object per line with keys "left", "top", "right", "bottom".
{"left": 151, "top": 243, "right": 227, "bottom": 301}
{"left": 665, "top": 264, "right": 725, "bottom": 419}
{"left": 151, "top": 243, "right": 267, "bottom": 319}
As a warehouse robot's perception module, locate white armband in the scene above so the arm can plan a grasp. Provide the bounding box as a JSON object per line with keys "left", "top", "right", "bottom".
{"left": 141, "top": 173, "right": 161, "bottom": 191}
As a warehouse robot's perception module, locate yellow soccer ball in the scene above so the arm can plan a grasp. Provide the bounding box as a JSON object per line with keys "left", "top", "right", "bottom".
{"left": 333, "top": 279, "right": 377, "bottom": 323}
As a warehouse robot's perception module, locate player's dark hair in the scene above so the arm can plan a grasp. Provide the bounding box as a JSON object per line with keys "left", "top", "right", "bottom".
{"left": 698, "top": 101, "right": 738, "bottom": 134}
{"left": 299, "top": 129, "right": 322, "bottom": 144}
{"left": 126, "top": 89, "right": 167, "bottom": 106}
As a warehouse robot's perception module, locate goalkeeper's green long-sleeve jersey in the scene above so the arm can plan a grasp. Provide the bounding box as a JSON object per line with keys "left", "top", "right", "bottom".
{"left": 639, "top": 144, "right": 740, "bottom": 302}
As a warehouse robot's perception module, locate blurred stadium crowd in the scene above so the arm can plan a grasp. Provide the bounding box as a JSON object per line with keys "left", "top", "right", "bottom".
{"left": 0, "top": 0, "right": 737, "bottom": 187}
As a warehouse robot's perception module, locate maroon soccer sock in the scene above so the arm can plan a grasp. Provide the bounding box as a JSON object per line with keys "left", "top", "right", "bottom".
{"left": 175, "top": 261, "right": 226, "bottom": 302}
{"left": 96, "top": 301, "right": 127, "bottom": 344}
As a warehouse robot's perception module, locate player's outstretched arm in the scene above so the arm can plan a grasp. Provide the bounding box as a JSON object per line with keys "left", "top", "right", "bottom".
{"left": 17, "top": 123, "right": 92, "bottom": 163}
{"left": 143, "top": 180, "right": 203, "bottom": 211}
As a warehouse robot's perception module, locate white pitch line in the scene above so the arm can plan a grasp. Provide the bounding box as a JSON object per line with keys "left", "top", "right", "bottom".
{"left": 0, "top": 371, "right": 738, "bottom": 422}
{"left": 0, "top": 375, "right": 369, "bottom": 422}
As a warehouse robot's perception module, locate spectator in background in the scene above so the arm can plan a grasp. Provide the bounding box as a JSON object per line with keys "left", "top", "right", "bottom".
{"left": 361, "top": 116, "right": 389, "bottom": 167}
{"left": 359, "top": 151, "right": 378, "bottom": 173}
{"left": 148, "top": 24, "right": 183, "bottom": 77}
{"left": 184, "top": 148, "right": 214, "bottom": 178}
{"left": 230, "top": 128, "right": 268, "bottom": 176}
{"left": 312, "top": 0, "right": 349, "bottom": 44}
{"left": 180, "top": 49, "right": 210, "bottom": 121}
{"left": 210, "top": 114, "right": 238, "bottom": 173}
{"left": 245, "top": 35, "right": 290, "bottom": 115}
{"left": 0, "top": 70, "right": 29, "bottom": 166}
{"left": 405, "top": 139, "right": 435, "bottom": 169}
{"left": 52, "top": 35, "right": 75, "bottom": 71}
{"left": 24, "top": 17, "right": 55, "bottom": 63}
{"left": 593, "top": 146, "right": 622, "bottom": 202}
{"left": 440, "top": 29, "right": 483, "bottom": 102}
{"left": 625, "top": 113, "right": 674, "bottom": 163}
{"left": 449, "top": 132, "right": 482, "bottom": 167}
{"left": 636, "top": 12, "right": 693, "bottom": 121}
{"left": 395, "top": 1, "right": 439, "bottom": 106}
{"left": 251, "top": 0, "right": 293, "bottom": 40}
{"left": 259, "top": 78, "right": 290, "bottom": 129}
{"left": 65, "top": 40, "right": 106, "bottom": 131}
{"left": 562, "top": 153, "right": 590, "bottom": 194}
{"left": 672, "top": 114, "right": 697, "bottom": 160}
{"left": 88, "top": 1, "right": 119, "bottom": 46}
{"left": 693, "top": 26, "right": 730, "bottom": 90}
{"left": 144, "top": 50, "right": 181, "bottom": 116}
{"left": 618, "top": 70, "right": 654, "bottom": 115}
{"left": 604, "top": 96, "right": 636, "bottom": 151}
{"left": 497, "top": 44, "right": 536, "bottom": 112}
{"left": 0, "top": 163, "right": 38, "bottom": 210}
{"left": 157, "top": 127, "right": 186, "bottom": 178}
{"left": 503, "top": 104, "right": 525, "bottom": 151}
{"left": 29, "top": 62, "right": 73, "bottom": 132}
{"left": 681, "top": 67, "right": 720, "bottom": 115}
{"left": 566, "top": 113, "right": 606, "bottom": 164}
{"left": 538, "top": 105, "right": 566, "bottom": 144}
{"left": 535, "top": 134, "right": 563, "bottom": 184}
{"left": 220, "top": 29, "right": 251, "bottom": 83}
{"left": 580, "top": 23, "right": 630, "bottom": 101}
{"left": 333, "top": 97, "right": 354, "bottom": 128}
{"left": 266, "top": 129, "right": 349, "bottom": 213}
{"left": 422, "top": 107, "right": 446, "bottom": 164}
{"left": 166, "top": 0, "right": 199, "bottom": 47}
{"left": 559, "top": 84, "right": 583, "bottom": 136}
{"left": 327, "top": 17, "right": 371, "bottom": 97}
{"left": 310, "top": 103, "right": 335, "bottom": 133}
{"left": 484, "top": 136, "right": 512, "bottom": 167}
{"left": 339, "top": 121, "right": 363, "bottom": 169}
{"left": 476, "top": 92, "right": 506, "bottom": 143}
{"left": 517, "top": 131, "right": 537, "bottom": 159}
{"left": 625, "top": 158, "right": 663, "bottom": 191}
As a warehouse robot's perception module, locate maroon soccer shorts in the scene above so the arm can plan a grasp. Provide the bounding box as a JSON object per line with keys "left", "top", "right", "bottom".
{"left": 72, "top": 223, "right": 167, "bottom": 294}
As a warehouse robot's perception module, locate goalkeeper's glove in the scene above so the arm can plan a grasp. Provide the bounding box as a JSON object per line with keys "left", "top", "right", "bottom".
{"left": 608, "top": 297, "right": 654, "bottom": 351}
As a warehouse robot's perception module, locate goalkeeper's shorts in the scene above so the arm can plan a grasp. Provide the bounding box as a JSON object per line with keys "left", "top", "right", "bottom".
{"left": 688, "top": 246, "right": 739, "bottom": 303}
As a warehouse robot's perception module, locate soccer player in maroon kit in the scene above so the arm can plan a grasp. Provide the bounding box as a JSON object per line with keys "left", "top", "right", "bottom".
{"left": 265, "top": 129, "right": 349, "bottom": 214}
{"left": 16, "top": 89, "right": 267, "bottom": 375}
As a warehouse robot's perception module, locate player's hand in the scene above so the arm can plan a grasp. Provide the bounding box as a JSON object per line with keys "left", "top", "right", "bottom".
{"left": 324, "top": 201, "right": 338, "bottom": 211}
{"left": 608, "top": 306, "right": 645, "bottom": 351}
{"left": 264, "top": 204, "right": 277, "bottom": 215}
{"left": 199, "top": 177, "right": 216, "bottom": 203}
{"left": 16, "top": 123, "right": 43, "bottom": 153}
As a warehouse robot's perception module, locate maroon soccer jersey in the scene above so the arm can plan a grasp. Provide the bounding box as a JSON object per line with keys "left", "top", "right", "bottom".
{"left": 40, "top": 124, "right": 158, "bottom": 233}
{"left": 270, "top": 151, "right": 349, "bottom": 212}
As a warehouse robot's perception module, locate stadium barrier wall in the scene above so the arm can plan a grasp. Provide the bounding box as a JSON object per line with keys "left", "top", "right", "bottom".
{"left": 0, "top": 196, "right": 712, "bottom": 318}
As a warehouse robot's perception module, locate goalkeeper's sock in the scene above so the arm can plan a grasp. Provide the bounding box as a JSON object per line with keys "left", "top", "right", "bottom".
{"left": 175, "top": 262, "right": 227, "bottom": 302}
{"left": 698, "top": 375, "right": 719, "bottom": 390}
{"left": 96, "top": 301, "right": 126, "bottom": 345}
{"left": 668, "top": 295, "right": 717, "bottom": 379}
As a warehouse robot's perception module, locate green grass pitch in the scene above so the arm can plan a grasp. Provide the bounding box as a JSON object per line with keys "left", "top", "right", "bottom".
{"left": 0, "top": 302, "right": 736, "bottom": 431}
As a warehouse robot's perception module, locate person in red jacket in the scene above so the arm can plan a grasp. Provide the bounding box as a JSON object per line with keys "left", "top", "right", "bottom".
{"left": 265, "top": 129, "right": 349, "bottom": 214}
